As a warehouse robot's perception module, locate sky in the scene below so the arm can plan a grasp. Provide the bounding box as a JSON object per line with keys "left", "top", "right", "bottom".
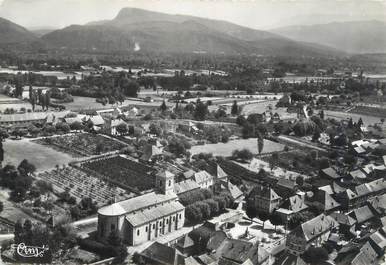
{"left": 0, "top": 0, "right": 385, "bottom": 30}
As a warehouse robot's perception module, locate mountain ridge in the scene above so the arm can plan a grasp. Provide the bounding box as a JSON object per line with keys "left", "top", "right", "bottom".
{"left": 272, "top": 20, "right": 386, "bottom": 54}
{"left": 42, "top": 7, "right": 343, "bottom": 57}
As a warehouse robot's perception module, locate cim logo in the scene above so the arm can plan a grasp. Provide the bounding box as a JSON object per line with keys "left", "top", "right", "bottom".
{"left": 11, "top": 243, "right": 50, "bottom": 260}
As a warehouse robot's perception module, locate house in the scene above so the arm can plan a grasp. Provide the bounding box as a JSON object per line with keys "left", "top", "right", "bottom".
{"left": 369, "top": 231, "right": 386, "bottom": 257}
{"left": 174, "top": 179, "right": 200, "bottom": 196}
{"left": 334, "top": 242, "right": 377, "bottom": 265}
{"left": 107, "top": 118, "right": 126, "bottom": 135}
{"left": 276, "top": 194, "right": 308, "bottom": 223}
{"left": 176, "top": 234, "right": 196, "bottom": 256}
{"left": 321, "top": 167, "right": 342, "bottom": 180}
{"left": 286, "top": 214, "right": 339, "bottom": 254}
{"left": 214, "top": 238, "right": 271, "bottom": 265}
{"left": 273, "top": 252, "right": 307, "bottom": 265}
{"left": 213, "top": 180, "right": 244, "bottom": 202}
{"left": 192, "top": 171, "right": 214, "bottom": 189}
{"left": 137, "top": 242, "right": 196, "bottom": 265}
{"left": 335, "top": 189, "right": 360, "bottom": 210}
{"left": 281, "top": 194, "right": 308, "bottom": 214}
{"left": 367, "top": 178, "right": 386, "bottom": 196}
{"left": 97, "top": 171, "right": 185, "bottom": 246}
{"left": 330, "top": 212, "right": 357, "bottom": 236}
{"left": 86, "top": 114, "right": 105, "bottom": 129}
{"left": 140, "top": 144, "right": 163, "bottom": 162}
{"left": 205, "top": 163, "right": 228, "bottom": 182}
{"left": 354, "top": 183, "right": 374, "bottom": 205}
{"left": 369, "top": 194, "right": 386, "bottom": 216}
{"left": 305, "top": 189, "right": 340, "bottom": 213}
{"left": 349, "top": 205, "right": 375, "bottom": 225}
{"left": 0, "top": 112, "right": 49, "bottom": 126}
{"left": 275, "top": 179, "right": 298, "bottom": 198}
{"left": 349, "top": 169, "right": 367, "bottom": 181}
{"left": 351, "top": 242, "right": 378, "bottom": 265}
{"left": 248, "top": 185, "right": 282, "bottom": 214}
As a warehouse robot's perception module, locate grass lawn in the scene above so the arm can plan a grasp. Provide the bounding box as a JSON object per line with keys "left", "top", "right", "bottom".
{"left": 3, "top": 138, "right": 75, "bottom": 172}
{"left": 190, "top": 138, "right": 284, "bottom": 157}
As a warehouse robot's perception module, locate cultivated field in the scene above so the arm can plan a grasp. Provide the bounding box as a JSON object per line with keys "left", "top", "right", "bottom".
{"left": 81, "top": 156, "right": 156, "bottom": 191}
{"left": 34, "top": 133, "right": 126, "bottom": 156}
{"left": 3, "top": 138, "right": 75, "bottom": 172}
{"left": 190, "top": 138, "right": 285, "bottom": 157}
{"left": 38, "top": 166, "right": 131, "bottom": 206}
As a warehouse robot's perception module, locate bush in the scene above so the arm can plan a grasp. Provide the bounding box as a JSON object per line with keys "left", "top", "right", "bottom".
{"left": 302, "top": 247, "right": 329, "bottom": 264}
{"left": 232, "top": 149, "right": 253, "bottom": 161}
{"left": 79, "top": 238, "right": 115, "bottom": 258}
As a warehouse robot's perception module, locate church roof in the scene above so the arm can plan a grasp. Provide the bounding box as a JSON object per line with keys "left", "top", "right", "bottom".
{"left": 98, "top": 191, "right": 177, "bottom": 216}
{"left": 125, "top": 201, "right": 184, "bottom": 227}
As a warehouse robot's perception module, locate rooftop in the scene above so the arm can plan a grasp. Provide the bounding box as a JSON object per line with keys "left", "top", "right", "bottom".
{"left": 98, "top": 191, "right": 177, "bottom": 216}
{"left": 125, "top": 201, "right": 184, "bottom": 227}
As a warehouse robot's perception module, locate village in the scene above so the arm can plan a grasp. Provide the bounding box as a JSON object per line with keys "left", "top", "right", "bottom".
{"left": 0, "top": 59, "right": 384, "bottom": 265}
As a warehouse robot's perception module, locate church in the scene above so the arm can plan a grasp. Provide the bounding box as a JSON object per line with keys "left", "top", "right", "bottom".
{"left": 97, "top": 171, "right": 185, "bottom": 246}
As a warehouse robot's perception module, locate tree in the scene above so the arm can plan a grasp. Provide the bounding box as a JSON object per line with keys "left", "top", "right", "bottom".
{"left": 236, "top": 115, "right": 247, "bottom": 126}
{"left": 45, "top": 91, "right": 51, "bottom": 110}
{"left": 257, "top": 136, "right": 264, "bottom": 154}
{"left": 269, "top": 152, "right": 279, "bottom": 171}
{"left": 231, "top": 100, "right": 239, "bottom": 115}
{"left": 28, "top": 124, "right": 41, "bottom": 136}
{"left": 302, "top": 247, "right": 329, "bottom": 264}
{"left": 269, "top": 212, "right": 283, "bottom": 231}
{"left": 113, "top": 244, "right": 128, "bottom": 264}
{"left": 312, "top": 130, "right": 321, "bottom": 142}
{"left": 319, "top": 110, "right": 325, "bottom": 120}
{"left": 115, "top": 123, "right": 128, "bottom": 135}
{"left": 194, "top": 100, "right": 208, "bottom": 121}
{"left": 0, "top": 140, "right": 3, "bottom": 167}
{"left": 258, "top": 212, "right": 269, "bottom": 230}
{"left": 296, "top": 176, "right": 304, "bottom": 186}
{"left": 108, "top": 231, "right": 122, "bottom": 246}
{"left": 160, "top": 100, "right": 167, "bottom": 112}
{"left": 233, "top": 149, "right": 253, "bottom": 161}
{"left": 18, "top": 159, "right": 36, "bottom": 176}
{"left": 246, "top": 206, "right": 257, "bottom": 220}
{"left": 186, "top": 204, "right": 202, "bottom": 223}
{"left": 55, "top": 122, "right": 70, "bottom": 133}
{"left": 70, "top": 121, "right": 84, "bottom": 132}
{"left": 149, "top": 123, "right": 163, "bottom": 136}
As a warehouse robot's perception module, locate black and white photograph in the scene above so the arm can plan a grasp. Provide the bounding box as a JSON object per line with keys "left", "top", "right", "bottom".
{"left": 0, "top": 0, "right": 385, "bottom": 264}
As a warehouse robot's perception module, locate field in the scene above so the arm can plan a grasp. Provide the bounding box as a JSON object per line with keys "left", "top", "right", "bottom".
{"left": 190, "top": 138, "right": 285, "bottom": 157}
{"left": 324, "top": 110, "right": 382, "bottom": 126}
{"left": 81, "top": 156, "right": 156, "bottom": 191}
{"left": 34, "top": 133, "right": 126, "bottom": 156}
{"left": 3, "top": 138, "right": 75, "bottom": 172}
{"left": 37, "top": 166, "right": 131, "bottom": 206}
